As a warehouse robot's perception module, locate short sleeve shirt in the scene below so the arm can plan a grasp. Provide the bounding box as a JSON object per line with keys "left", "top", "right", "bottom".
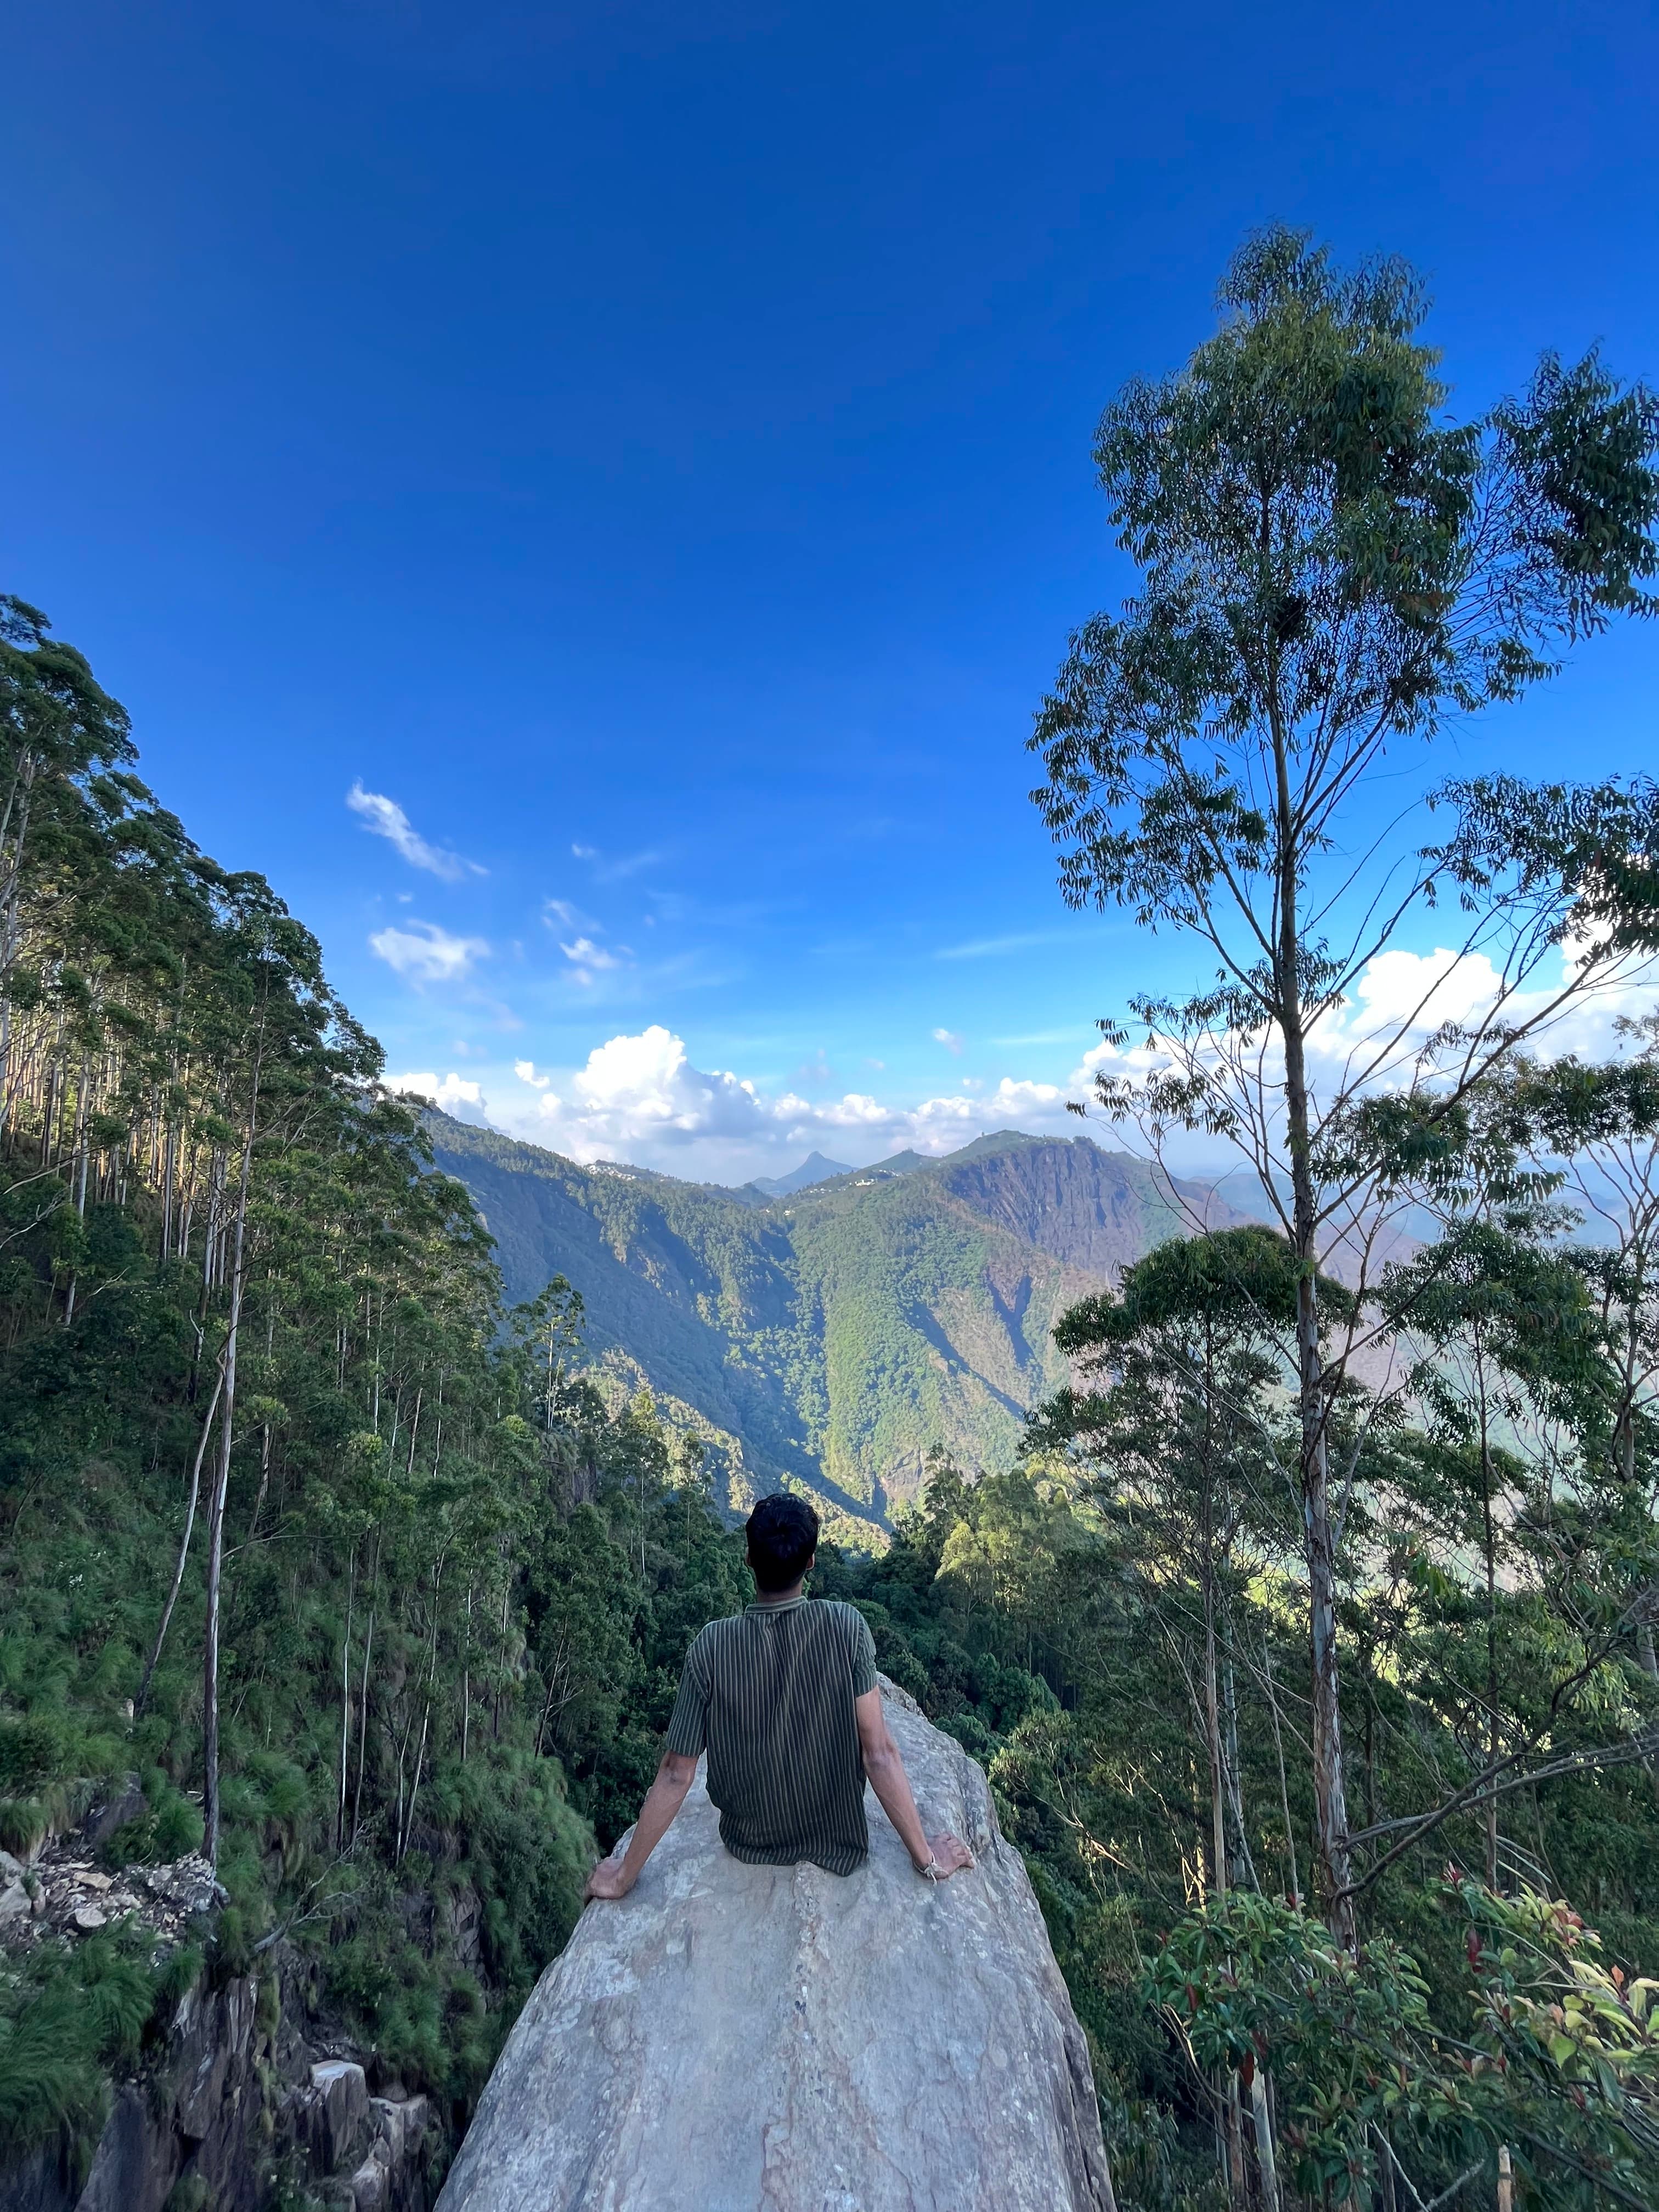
{"left": 664, "top": 1596, "right": 879, "bottom": 1876}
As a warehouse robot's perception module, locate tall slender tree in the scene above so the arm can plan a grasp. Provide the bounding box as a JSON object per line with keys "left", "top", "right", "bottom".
{"left": 1031, "top": 227, "right": 1659, "bottom": 1938}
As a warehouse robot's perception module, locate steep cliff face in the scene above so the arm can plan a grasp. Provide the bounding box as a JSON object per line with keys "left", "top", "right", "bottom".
{"left": 933, "top": 1131, "right": 1249, "bottom": 1277}
{"left": 0, "top": 1818, "right": 438, "bottom": 2212}
{"left": 435, "top": 1680, "right": 1118, "bottom": 2212}
{"left": 0, "top": 1962, "right": 435, "bottom": 2212}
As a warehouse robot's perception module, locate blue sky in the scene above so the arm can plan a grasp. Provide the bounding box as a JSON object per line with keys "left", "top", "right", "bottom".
{"left": 5, "top": 0, "right": 1657, "bottom": 1182}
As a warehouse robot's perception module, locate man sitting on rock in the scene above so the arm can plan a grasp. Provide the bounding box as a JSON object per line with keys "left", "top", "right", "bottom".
{"left": 584, "top": 1493, "right": 974, "bottom": 1900}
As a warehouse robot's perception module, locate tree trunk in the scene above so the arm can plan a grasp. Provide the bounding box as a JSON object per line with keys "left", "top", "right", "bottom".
{"left": 461, "top": 1580, "right": 472, "bottom": 1766}
{"left": 202, "top": 1023, "right": 264, "bottom": 1870}
{"left": 400, "top": 1556, "right": 445, "bottom": 1862}
{"left": 1250, "top": 2067, "right": 1280, "bottom": 2212}
{"left": 0, "top": 755, "right": 37, "bottom": 1140}
{"left": 1273, "top": 720, "right": 1356, "bottom": 1946}
{"left": 337, "top": 1549, "right": 356, "bottom": 1853}
{"left": 61, "top": 1055, "right": 90, "bottom": 1324}
{"left": 1203, "top": 1551, "right": 1227, "bottom": 1900}
{"left": 1261, "top": 1632, "right": 1301, "bottom": 1907}
{"left": 135, "top": 1354, "right": 227, "bottom": 1721}
{"left": 352, "top": 1600, "right": 376, "bottom": 1844}
{"left": 1477, "top": 1341, "right": 1500, "bottom": 1891}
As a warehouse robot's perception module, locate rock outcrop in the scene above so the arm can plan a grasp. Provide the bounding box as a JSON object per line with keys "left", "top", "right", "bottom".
{"left": 0, "top": 1808, "right": 435, "bottom": 2212}
{"left": 438, "top": 1680, "right": 1118, "bottom": 2212}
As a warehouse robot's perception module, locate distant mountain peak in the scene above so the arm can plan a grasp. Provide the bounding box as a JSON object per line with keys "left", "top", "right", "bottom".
{"left": 422, "top": 1111, "right": 1257, "bottom": 1537}
{"left": 743, "top": 1151, "right": 853, "bottom": 1199}
{"left": 945, "top": 1127, "right": 1075, "bottom": 1162}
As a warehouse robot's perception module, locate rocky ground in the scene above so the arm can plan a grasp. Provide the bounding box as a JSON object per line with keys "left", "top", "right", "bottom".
{"left": 0, "top": 1785, "right": 437, "bottom": 2212}
{"left": 0, "top": 1840, "right": 224, "bottom": 1951}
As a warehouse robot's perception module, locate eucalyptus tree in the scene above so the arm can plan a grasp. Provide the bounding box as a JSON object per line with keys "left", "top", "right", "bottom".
{"left": 1030, "top": 226, "right": 1659, "bottom": 1936}
{"left": 198, "top": 882, "right": 383, "bottom": 1866}
{"left": 1037, "top": 1228, "right": 1311, "bottom": 1902}
{"left": 0, "top": 597, "right": 134, "bottom": 1129}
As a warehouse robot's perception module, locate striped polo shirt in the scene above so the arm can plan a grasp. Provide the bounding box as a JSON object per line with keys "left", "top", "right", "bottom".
{"left": 664, "top": 1596, "right": 879, "bottom": 1876}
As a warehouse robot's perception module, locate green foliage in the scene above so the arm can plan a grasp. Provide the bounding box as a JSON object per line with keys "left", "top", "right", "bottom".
{"left": 819, "top": 1335, "right": 1659, "bottom": 2207}
{"left": 1149, "top": 1895, "right": 1474, "bottom": 2201}
{"left": 1456, "top": 1878, "right": 1659, "bottom": 2203}
{"left": 1146, "top": 1881, "right": 1659, "bottom": 2207}
{"left": 10, "top": 460, "right": 1659, "bottom": 2212}
{"left": 0, "top": 1923, "right": 161, "bottom": 2162}
{"left": 1031, "top": 227, "right": 1659, "bottom": 947}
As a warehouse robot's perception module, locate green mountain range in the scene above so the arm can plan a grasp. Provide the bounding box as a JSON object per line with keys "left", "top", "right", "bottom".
{"left": 427, "top": 1118, "right": 1248, "bottom": 1541}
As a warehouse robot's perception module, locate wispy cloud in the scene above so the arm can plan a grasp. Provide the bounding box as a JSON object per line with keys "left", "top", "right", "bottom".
{"left": 348, "top": 783, "right": 484, "bottom": 882}
{"left": 558, "top": 933, "right": 635, "bottom": 986}
{"left": 570, "top": 842, "right": 663, "bottom": 883}
{"left": 369, "top": 920, "right": 489, "bottom": 985}
{"left": 932, "top": 1027, "right": 964, "bottom": 1055}
{"left": 560, "top": 936, "right": 622, "bottom": 969}
{"left": 991, "top": 1029, "right": 1090, "bottom": 1047}
{"left": 936, "top": 930, "right": 1063, "bottom": 960}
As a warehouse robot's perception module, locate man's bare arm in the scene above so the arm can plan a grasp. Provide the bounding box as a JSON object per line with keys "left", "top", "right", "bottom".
{"left": 584, "top": 1750, "right": 699, "bottom": 1901}
{"left": 854, "top": 1688, "right": 974, "bottom": 1878}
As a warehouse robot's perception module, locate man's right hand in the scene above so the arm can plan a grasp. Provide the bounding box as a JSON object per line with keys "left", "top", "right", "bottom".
{"left": 584, "top": 1852, "right": 636, "bottom": 1903}
{"left": 917, "top": 1831, "right": 975, "bottom": 1878}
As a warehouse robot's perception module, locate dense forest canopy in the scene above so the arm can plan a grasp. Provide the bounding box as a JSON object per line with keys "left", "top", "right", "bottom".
{"left": 3, "top": 226, "right": 1659, "bottom": 2212}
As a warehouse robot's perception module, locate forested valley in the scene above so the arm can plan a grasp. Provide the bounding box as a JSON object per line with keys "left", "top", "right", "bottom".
{"left": 5, "top": 225, "right": 1659, "bottom": 2212}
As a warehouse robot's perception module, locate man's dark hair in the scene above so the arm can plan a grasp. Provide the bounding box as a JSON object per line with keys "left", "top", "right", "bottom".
{"left": 746, "top": 1493, "right": 820, "bottom": 1593}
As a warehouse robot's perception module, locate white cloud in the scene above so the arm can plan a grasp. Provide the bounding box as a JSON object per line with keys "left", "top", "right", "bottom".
{"left": 369, "top": 920, "right": 490, "bottom": 985}
{"left": 375, "top": 924, "right": 1659, "bottom": 1187}
{"left": 555, "top": 929, "right": 634, "bottom": 986}
{"left": 489, "top": 944, "right": 1650, "bottom": 1184}
{"left": 348, "top": 783, "right": 483, "bottom": 882}
{"left": 497, "top": 1026, "right": 1002, "bottom": 1172}
{"left": 385, "top": 1070, "right": 490, "bottom": 1124}
{"left": 1306, "top": 944, "right": 1656, "bottom": 1074}
{"left": 932, "top": 1027, "right": 964, "bottom": 1055}
{"left": 1051, "top": 941, "right": 1659, "bottom": 1155}
{"left": 988, "top": 1074, "right": 1068, "bottom": 1114}
{"left": 560, "top": 936, "right": 622, "bottom": 970}
{"left": 1349, "top": 946, "right": 1504, "bottom": 1034}
{"left": 571, "top": 843, "right": 597, "bottom": 859}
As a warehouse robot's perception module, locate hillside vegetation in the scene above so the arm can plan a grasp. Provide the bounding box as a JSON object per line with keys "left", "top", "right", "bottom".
{"left": 426, "top": 1116, "right": 1243, "bottom": 1537}
{"left": 0, "top": 595, "right": 753, "bottom": 2199}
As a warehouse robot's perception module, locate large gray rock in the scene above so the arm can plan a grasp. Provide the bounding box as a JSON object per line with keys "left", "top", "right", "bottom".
{"left": 439, "top": 1680, "right": 1117, "bottom": 2212}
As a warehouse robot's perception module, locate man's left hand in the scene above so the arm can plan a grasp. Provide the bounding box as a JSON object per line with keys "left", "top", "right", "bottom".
{"left": 584, "top": 1852, "right": 635, "bottom": 1903}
